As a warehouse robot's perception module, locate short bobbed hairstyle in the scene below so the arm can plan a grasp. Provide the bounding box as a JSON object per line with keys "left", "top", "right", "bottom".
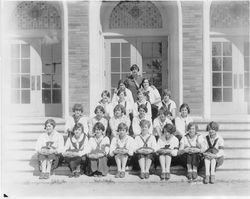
{"left": 162, "top": 123, "right": 176, "bottom": 134}
{"left": 162, "top": 89, "right": 171, "bottom": 98}
{"left": 94, "top": 105, "right": 105, "bottom": 114}
{"left": 113, "top": 104, "right": 126, "bottom": 115}
{"left": 117, "top": 88, "right": 127, "bottom": 97}
{"left": 93, "top": 122, "right": 105, "bottom": 133}
{"left": 141, "top": 78, "right": 152, "bottom": 88}
{"left": 101, "top": 90, "right": 111, "bottom": 98}
{"left": 158, "top": 106, "right": 171, "bottom": 116}
{"left": 139, "top": 119, "right": 151, "bottom": 128}
{"left": 130, "top": 64, "right": 140, "bottom": 71}
{"left": 117, "top": 122, "right": 128, "bottom": 132}
{"left": 138, "top": 104, "right": 148, "bottom": 113}
{"left": 206, "top": 121, "right": 219, "bottom": 132}
{"left": 73, "top": 123, "right": 84, "bottom": 133}
{"left": 72, "top": 104, "right": 83, "bottom": 113}
{"left": 187, "top": 122, "right": 199, "bottom": 132}
{"left": 44, "top": 119, "right": 56, "bottom": 129}
{"left": 179, "top": 103, "right": 191, "bottom": 114}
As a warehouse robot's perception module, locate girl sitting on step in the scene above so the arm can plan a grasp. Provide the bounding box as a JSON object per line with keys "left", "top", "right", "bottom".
{"left": 109, "top": 122, "right": 134, "bottom": 178}
{"left": 63, "top": 123, "right": 89, "bottom": 178}
{"left": 202, "top": 121, "right": 224, "bottom": 184}
{"left": 156, "top": 123, "right": 179, "bottom": 180}
{"left": 134, "top": 119, "right": 157, "bottom": 179}
{"left": 86, "top": 122, "right": 110, "bottom": 176}
{"left": 178, "top": 122, "right": 205, "bottom": 181}
{"left": 35, "top": 119, "right": 64, "bottom": 180}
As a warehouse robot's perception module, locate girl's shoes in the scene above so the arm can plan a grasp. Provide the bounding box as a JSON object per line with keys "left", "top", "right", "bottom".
{"left": 160, "top": 172, "right": 165, "bottom": 180}
{"left": 210, "top": 175, "right": 215, "bottom": 184}
{"left": 192, "top": 172, "right": 198, "bottom": 180}
{"left": 145, "top": 172, "right": 150, "bottom": 179}
{"left": 187, "top": 172, "right": 192, "bottom": 180}
{"left": 39, "top": 172, "right": 45, "bottom": 179}
{"left": 44, "top": 172, "right": 50, "bottom": 179}
{"left": 74, "top": 172, "right": 80, "bottom": 178}
{"left": 120, "top": 171, "right": 125, "bottom": 178}
{"left": 115, "top": 171, "right": 121, "bottom": 178}
{"left": 203, "top": 175, "right": 209, "bottom": 184}
{"left": 165, "top": 173, "right": 170, "bottom": 180}
{"left": 139, "top": 172, "right": 145, "bottom": 179}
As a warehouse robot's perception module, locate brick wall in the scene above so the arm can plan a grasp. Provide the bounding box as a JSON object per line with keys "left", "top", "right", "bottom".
{"left": 182, "top": 1, "right": 203, "bottom": 115}
{"left": 68, "top": 2, "right": 89, "bottom": 115}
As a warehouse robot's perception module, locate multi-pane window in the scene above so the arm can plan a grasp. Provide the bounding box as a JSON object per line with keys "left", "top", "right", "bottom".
{"left": 212, "top": 42, "right": 233, "bottom": 102}
{"left": 142, "top": 42, "right": 162, "bottom": 94}
{"left": 244, "top": 42, "right": 250, "bottom": 102}
{"left": 42, "top": 44, "right": 62, "bottom": 104}
{"left": 10, "top": 44, "right": 31, "bottom": 104}
{"left": 110, "top": 43, "right": 131, "bottom": 93}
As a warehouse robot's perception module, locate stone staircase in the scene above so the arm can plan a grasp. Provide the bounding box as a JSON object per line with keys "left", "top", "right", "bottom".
{"left": 3, "top": 117, "right": 250, "bottom": 180}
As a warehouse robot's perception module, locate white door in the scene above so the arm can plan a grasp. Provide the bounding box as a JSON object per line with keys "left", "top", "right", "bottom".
{"left": 105, "top": 37, "right": 168, "bottom": 96}
{"left": 9, "top": 39, "right": 62, "bottom": 117}
{"left": 211, "top": 38, "right": 248, "bottom": 115}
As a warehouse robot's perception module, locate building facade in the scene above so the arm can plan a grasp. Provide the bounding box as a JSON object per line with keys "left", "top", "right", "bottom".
{"left": 1, "top": 0, "right": 249, "bottom": 120}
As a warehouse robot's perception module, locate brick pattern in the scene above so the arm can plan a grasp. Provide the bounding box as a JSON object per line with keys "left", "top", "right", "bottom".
{"left": 182, "top": 1, "right": 203, "bottom": 115}
{"left": 68, "top": 2, "right": 89, "bottom": 115}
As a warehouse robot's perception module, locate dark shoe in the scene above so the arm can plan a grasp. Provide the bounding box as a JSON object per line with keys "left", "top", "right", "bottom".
{"left": 203, "top": 175, "right": 209, "bottom": 184}
{"left": 120, "top": 171, "right": 125, "bottom": 178}
{"left": 192, "top": 171, "right": 198, "bottom": 180}
{"left": 187, "top": 172, "right": 192, "bottom": 180}
{"left": 210, "top": 175, "right": 215, "bottom": 184}
{"left": 115, "top": 171, "right": 121, "bottom": 178}
{"left": 145, "top": 172, "right": 150, "bottom": 179}
{"left": 74, "top": 172, "right": 80, "bottom": 178}
{"left": 39, "top": 172, "right": 45, "bottom": 179}
{"left": 160, "top": 172, "right": 165, "bottom": 180}
{"left": 68, "top": 173, "right": 74, "bottom": 178}
{"left": 165, "top": 173, "right": 170, "bottom": 180}
{"left": 44, "top": 172, "right": 50, "bottom": 179}
{"left": 139, "top": 172, "right": 145, "bottom": 179}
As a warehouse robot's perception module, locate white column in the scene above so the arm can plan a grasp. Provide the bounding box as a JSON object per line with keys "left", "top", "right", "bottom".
{"left": 89, "top": 1, "right": 104, "bottom": 117}
{"left": 203, "top": 0, "right": 211, "bottom": 119}
{"left": 177, "top": 0, "right": 183, "bottom": 106}
{"left": 62, "top": 1, "right": 69, "bottom": 119}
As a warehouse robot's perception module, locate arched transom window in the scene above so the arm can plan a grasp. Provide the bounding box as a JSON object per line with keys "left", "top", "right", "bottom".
{"left": 13, "top": 1, "right": 61, "bottom": 30}
{"left": 109, "top": 1, "right": 162, "bottom": 29}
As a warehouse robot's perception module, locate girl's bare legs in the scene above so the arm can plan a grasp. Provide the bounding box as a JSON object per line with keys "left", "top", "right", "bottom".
{"left": 159, "top": 155, "right": 166, "bottom": 173}
{"left": 121, "top": 155, "right": 128, "bottom": 172}
{"left": 165, "top": 155, "right": 172, "bottom": 173}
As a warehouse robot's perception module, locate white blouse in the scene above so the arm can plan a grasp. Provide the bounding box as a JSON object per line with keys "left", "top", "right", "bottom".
{"left": 175, "top": 115, "right": 193, "bottom": 137}
{"left": 64, "top": 134, "right": 89, "bottom": 156}
{"left": 88, "top": 136, "right": 110, "bottom": 155}
{"left": 109, "top": 135, "right": 135, "bottom": 156}
{"left": 134, "top": 134, "right": 157, "bottom": 151}
{"left": 157, "top": 135, "right": 179, "bottom": 156}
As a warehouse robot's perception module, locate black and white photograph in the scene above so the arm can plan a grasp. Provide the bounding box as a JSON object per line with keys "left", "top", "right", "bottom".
{"left": 0, "top": 0, "right": 250, "bottom": 198}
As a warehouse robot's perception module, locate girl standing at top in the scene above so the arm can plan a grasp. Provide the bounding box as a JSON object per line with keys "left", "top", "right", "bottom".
{"left": 157, "top": 123, "right": 179, "bottom": 180}
{"left": 63, "top": 123, "right": 89, "bottom": 178}
{"left": 88, "top": 105, "right": 108, "bottom": 137}
{"left": 65, "top": 104, "right": 89, "bottom": 137}
{"left": 134, "top": 120, "right": 157, "bottom": 179}
{"left": 133, "top": 89, "right": 152, "bottom": 118}
{"left": 109, "top": 123, "right": 134, "bottom": 178}
{"left": 97, "top": 90, "right": 113, "bottom": 120}
{"left": 112, "top": 80, "right": 134, "bottom": 106}
{"left": 178, "top": 122, "right": 205, "bottom": 181}
{"left": 161, "top": 89, "right": 177, "bottom": 121}
{"left": 140, "top": 78, "right": 162, "bottom": 121}
{"left": 175, "top": 103, "right": 193, "bottom": 140}
{"left": 35, "top": 119, "right": 64, "bottom": 179}
{"left": 109, "top": 104, "right": 131, "bottom": 138}
{"left": 203, "top": 121, "right": 224, "bottom": 184}
{"left": 87, "top": 122, "right": 110, "bottom": 176}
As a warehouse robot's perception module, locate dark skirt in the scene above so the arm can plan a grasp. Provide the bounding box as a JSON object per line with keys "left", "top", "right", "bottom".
{"left": 86, "top": 156, "right": 109, "bottom": 176}
{"left": 64, "top": 155, "right": 87, "bottom": 172}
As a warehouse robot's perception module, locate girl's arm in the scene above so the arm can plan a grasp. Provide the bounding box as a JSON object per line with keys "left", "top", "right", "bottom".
{"left": 63, "top": 138, "right": 71, "bottom": 154}
{"left": 171, "top": 137, "right": 179, "bottom": 157}
{"left": 151, "top": 88, "right": 161, "bottom": 105}
{"left": 132, "top": 118, "right": 140, "bottom": 137}
{"left": 56, "top": 133, "right": 65, "bottom": 154}
{"left": 216, "top": 137, "right": 225, "bottom": 158}
{"left": 79, "top": 138, "right": 89, "bottom": 156}
{"left": 109, "top": 137, "right": 116, "bottom": 157}
{"left": 104, "top": 137, "right": 110, "bottom": 155}
{"left": 127, "top": 137, "right": 135, "bottom": 156}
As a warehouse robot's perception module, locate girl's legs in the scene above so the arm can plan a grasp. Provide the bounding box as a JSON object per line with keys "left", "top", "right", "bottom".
{"left": 46, "top": 160, "right": 52, "bottom": 173}
{"left": 145, "top": 157, "right": 152, "bottom": 179}
{"left": 138, "top": 157, "right": 146, "bottom": 173}
{"left": 204, "top": 158, "right": 211, "bottom": 184}
{"left": 165, "top": 155, "right": 172, "bottom": 173}
{"left": 159, "top": 155, "right": 166, "bottom": 173}
{"left": 115, "top": 155, "right": 122, "bottom": 172}
{"left": 40, "top": 160, "right": 47, "bottom": 173}
{"left": 121, "top": 155, "right": 128, "bottom": 172}
{"left": 210, "top": 158, "right": 216, "bottom": 175}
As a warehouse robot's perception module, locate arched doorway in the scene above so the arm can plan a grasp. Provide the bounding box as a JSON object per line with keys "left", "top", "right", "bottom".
{"left": 100, "top": 1, "right": 180, "bottom": 101}
{"left": 7, "top": 1, "right": 63, "bottom": 117}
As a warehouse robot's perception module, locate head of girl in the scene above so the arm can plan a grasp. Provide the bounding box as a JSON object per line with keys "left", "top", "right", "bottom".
{"left": 179, "top": 103, "right": 190, "bottom": 118}
{"left": 117, "top": 89, "right": 126, "bottom": 101}
{"left": 130, "top": 64, "right": 140, "bottom": 77}
{"left": 162, "top": 89, "right": 171, "bottom": 103}
{"left": 117, "top": 122, "right": 128, "bottom": 139}
{"left": 158, "top": 107, "right": 170, "bottom": 122}
{"left": 138, "top": 104, "right": 147, "bottom": 118}
{"left": 101, "top": 90, "right": 110, "bottom": 102}
{"left": 137, "top": 89, "right": 145, "bottom": 101}
{"left": 206, "top": 121, "right": 219, "bottom": 138}
{"left": 44, "top": 119, "right": 56, "bottom": 134}
{"left": 93, "top": 122, "right": 105, "bottom": 138}
{"left": 117, "top": 80, "right": 126, "bottom": 90}
{"left": 94, "top": 105, "right": 105, "bottom": 119}
{"left": 140, "top": 119, "right": 151, "bottom": 136}
{"left": 72, "top": 104, "right": 83, "bottom": 117}
{"left": 73, "top": 123, "right": 84, "bottom": 139}
{"left": 162, "top": 123, "right": 176, "bottom": 140}
{"left": 141, "top": 78, "right": 150, "bottom": 89}
{"left": 114, "top": 104, "right": 126, "bottom": 118}
{"left": 187, "top": 122, "right": 198, "bottom": 138}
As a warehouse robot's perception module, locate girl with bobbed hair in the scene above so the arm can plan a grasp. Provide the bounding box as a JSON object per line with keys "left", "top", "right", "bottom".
{"left": 97, "top": 90, "right": 113, "bottom": 120}
{"left": 156, "top": 123, "right": 179, "bottom": 180}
